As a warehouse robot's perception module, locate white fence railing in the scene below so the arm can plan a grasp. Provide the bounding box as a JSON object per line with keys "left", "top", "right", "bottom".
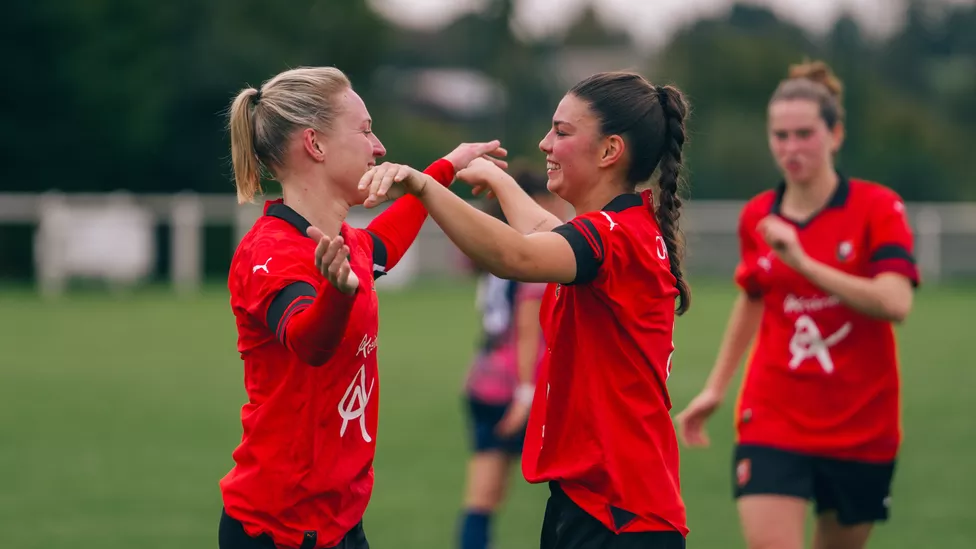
{"left": 1, "top": 192, "right": 974, "bottom": 296}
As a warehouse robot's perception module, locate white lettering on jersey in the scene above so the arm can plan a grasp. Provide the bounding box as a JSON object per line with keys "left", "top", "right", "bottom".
{"left": 599, "top": 211, "right": 618, "bottom": 231}
{"left": 356, "top": 334, "right": 378, "bottom": 358}
{"left": 655, "top": 236, "right": 668, "bottom": 261}
{"left": 338, "top": 365, "right": 375, "bottom": 442}
{"left": 784, "top": 294, "right": 841, "bottom": 315}
{"left": 252, "top": 257, "right": 271, "bottom": 274}
{"left": 788, "top": 315, "right": 852, "bottom": 374}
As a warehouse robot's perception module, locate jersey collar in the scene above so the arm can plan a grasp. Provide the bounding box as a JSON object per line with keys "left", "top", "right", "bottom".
{"left": 603, "top": 193, "right": 643, "bottom": 213}
{"left": 770, "top": 171, "right": 850, "bottom": 226}
{"left": 264, "top": 200, "right": 312, "bottom": 237}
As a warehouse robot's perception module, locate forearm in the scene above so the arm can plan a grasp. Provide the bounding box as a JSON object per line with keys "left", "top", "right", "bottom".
{"left": 515, "top": 302, "right": 542, "bottom": 385}
{"left": 704, "top": 294, "right": 762, "bottom": 398}
{"left": 418, "top": 177, "right": 532, "bottom": 279}
{"left": 284, "top": 281, "right": 357, "bottom": 366}
{"left": 796, "top": 257, "right": 911, "bottom": 322}
{"left": 491, "top": 175, "right": 562, "bottom": 234}
{"left": 366, "top": 159, "right": 455, "bottom": 269}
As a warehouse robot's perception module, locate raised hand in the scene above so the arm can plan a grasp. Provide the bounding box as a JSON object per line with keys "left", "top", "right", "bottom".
{"left": 456, "top": 157, "right": 512, "bottom": 198}
{"left": 443, "top": 140, "right": 508, "bottom": 172}
{"left": 358, "top": 162, "right": 433, "bottom": 209}
{"left": 757, "top": 215, "right": 806, "bottom": 270}
{"left": 307, "top": 226, "right": 359, "bottom": 295}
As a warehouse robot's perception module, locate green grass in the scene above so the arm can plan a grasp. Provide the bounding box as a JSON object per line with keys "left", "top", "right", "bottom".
{"left": 0, "top": 279, "right": 973, "bottom": 548}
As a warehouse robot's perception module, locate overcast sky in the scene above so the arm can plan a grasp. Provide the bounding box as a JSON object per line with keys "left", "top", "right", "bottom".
{"left": 369, "top": 0, "right": 975, "bottom": 49}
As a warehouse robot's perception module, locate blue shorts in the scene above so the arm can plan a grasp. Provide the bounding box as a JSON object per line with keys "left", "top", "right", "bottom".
{"left": 466, "top": 396, "right": 526, "bottom": 455}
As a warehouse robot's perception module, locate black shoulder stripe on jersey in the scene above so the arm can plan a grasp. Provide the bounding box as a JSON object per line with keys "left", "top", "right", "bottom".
{"left": 367, "top": 230, "right": 389, "bottom": 279}
{"left": 267, "top": 281, "right": 317, "bottom": 340}
{"left": 576, "top": 218, "right": 604, "bottom": 261}
{"left": 870, "top": 244, "right": 915, "bottom": 263}
{"left": 553, "top": 223, "right": 601, "bottom": 285}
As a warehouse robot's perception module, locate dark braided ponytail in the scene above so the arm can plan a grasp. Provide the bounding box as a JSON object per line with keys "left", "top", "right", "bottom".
{"left": 654, "top": 85, "right": 691, "bottom": 315}
{"left": 569, "top": 72, "right": 692, "bottom": 315}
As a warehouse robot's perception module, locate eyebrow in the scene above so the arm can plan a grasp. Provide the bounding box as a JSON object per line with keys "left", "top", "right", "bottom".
{"left": 553, "top": 120, "right": 572, "bottom": 129}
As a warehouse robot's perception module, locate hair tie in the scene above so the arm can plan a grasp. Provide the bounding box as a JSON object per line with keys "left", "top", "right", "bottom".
{"left": 655, "top": 85, "right": 669, "bottom": 108}
{"left": 253, "top": 89, "right": 262, "bottom": 103}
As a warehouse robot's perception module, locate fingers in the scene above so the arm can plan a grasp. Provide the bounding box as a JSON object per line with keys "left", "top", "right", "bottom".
{"left": 469, "top": 140, "right": 505, "bottom": 159}
{"left": 328, "top": 243, "right": 350, "bottom": 279}
{"left": 483, "top": 155, "right": 508, "bottom": 169}
{"left": 394, "top": 164, "right": 412, "bottom": 183}
{"left": 315, "top": 235, "right": 344, "bottom": 276}
{"left": 313, "top": 234, "right": 331, "bottom": 272}
{"left": 306, "top": 226, "right": 325, "bottom": 241}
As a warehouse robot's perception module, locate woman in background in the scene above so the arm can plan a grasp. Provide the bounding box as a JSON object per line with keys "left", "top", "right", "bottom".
{"left": 458, "top": 165, "right": 569, "bottom": 549}
{"left": 676, "top": 60, "right": 919, "bottom": 549}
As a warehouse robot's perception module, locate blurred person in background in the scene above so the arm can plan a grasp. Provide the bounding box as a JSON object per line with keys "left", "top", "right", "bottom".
{"left": 457, "top": 164, "right": 569, "bottom": 549}
{"left": 356, "top": 71, "right": 692, "bottom": 549}
{"left": 222, "top": 65, "right": 506, "bottom": 549}
{"left": 676, "top": 61, "right": 919, "bottom": 549}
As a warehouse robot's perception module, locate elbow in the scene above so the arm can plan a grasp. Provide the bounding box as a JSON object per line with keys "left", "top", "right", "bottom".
{"left": 883, "top": 303, "right": 911, "bottom": 324}
{"left": 879, "top": 296, "right": 912, "bottom": 324}
{"left": 294, "top": 345, "right": 337, "bottom": 367}
{"left": 493, "top": 246, "right": 532, "bottom": 280}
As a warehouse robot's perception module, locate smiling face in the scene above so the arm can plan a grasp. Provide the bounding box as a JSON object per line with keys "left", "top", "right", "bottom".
{"left": 321, "top": 88, "right": 387, "bottom": 204}
{"left": 538, "top": 93, "right": 606, "bottom": 204}
{"left": 767, "top": 99, "right": 843, "bottom": 186}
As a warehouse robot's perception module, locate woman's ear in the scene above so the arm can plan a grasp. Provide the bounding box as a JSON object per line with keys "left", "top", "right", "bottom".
{"left": 302, "top": 128, "right": 327, "bottom": 162}
{"left": 598, "top": 134, "right": 626, "bottom": 168}
{"left": 830, "top": 122, "right": 846, "bottom": 155}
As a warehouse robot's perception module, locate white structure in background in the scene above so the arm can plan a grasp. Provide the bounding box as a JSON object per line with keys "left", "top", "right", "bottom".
{"left": 33, "top": 192, "right": 155, "bottom": 297}
{"left": 1, "top": 192, "right": 974, "bottom": 298}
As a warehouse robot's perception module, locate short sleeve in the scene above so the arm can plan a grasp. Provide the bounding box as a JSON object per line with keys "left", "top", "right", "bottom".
{"left": 552, "top": 214, "right": 608, "bottom": 285}
{"left": 733, "top": 210, "right": 765, "bottom": 298}
{"left": 866, "top": 190, "right": 919, "bottom": 287}
{"left": 237, "top": 233, "right": 322, "bottom": 342}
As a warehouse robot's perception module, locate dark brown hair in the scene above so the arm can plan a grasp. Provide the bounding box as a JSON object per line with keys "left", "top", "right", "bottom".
{"left": 569, "top": 71, "right": 691, "bottom": 315}
{"left": 769, "top": 60, "right": 845, "bottom": 129}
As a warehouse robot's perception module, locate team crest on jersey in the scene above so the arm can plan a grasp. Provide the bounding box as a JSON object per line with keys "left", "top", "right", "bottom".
{"left": 836, "top": 240, "right": 854, "bottom": 262}
{"left": 736, "top": 458, "right": 751, "bottom": 487}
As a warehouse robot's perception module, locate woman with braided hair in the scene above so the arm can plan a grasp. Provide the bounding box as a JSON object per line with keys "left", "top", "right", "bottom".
{"left": 350, "top": 71, "right": 692, "bottom": 549}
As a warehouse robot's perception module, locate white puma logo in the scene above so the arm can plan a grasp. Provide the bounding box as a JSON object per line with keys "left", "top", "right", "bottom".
{"left": 600, "top": 211, "right": 617, "bottom": 230}
{"left": 252, "top": 257, "right": 271, "bottom": 274}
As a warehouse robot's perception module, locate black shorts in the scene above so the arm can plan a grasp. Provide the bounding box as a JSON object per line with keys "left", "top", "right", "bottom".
{"left": 540, "top": 482, "right": 686, "bottom": 549}
{"left": 466, "top": 396, "right": 526, "bottom": 455}
{"left": 732, "top": 444, "right": 896, "bottom": 526}
{"left": 219, "top": 508, "right": 369, "bottom": 549}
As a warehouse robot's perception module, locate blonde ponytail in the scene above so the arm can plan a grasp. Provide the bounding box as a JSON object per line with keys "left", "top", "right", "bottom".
{"left": 229, "top": 88, "right": 262, "bottom": 204}
{"left": 226, "top": 67, "right": 351, "bottom": 204}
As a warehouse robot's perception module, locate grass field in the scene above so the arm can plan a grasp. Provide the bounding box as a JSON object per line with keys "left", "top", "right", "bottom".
{"left": 1, "top": 278, "right": 974, "bottom": 548}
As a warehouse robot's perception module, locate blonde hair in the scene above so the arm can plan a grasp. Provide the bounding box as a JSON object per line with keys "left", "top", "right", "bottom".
{"left": 228, "top": 67, "right": 352, "bottom": 204}
{"left": 770, "top": 60, "right": 845, "bottom": 128}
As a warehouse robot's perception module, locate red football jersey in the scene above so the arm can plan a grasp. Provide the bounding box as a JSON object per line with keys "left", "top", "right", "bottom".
{"left": 220, "top": 159, "right": 454, "bottom": 548}
{"left": 734, "top": 176, "right": 919, "bottom": 463}
{"left": 222, "top": 202, "right": 381, "bottom": 548}
{"left": 522, "top": 191, "right": 688, "bottom": 537}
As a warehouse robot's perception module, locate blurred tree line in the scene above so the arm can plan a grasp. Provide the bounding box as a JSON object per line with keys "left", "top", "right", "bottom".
{"left": 1, "top": 0, "right": 973, "bottom": 203}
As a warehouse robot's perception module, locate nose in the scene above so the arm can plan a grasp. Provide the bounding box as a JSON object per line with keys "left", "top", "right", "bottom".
{"left": 539, "top": 130, "right": 553, "bottom": 154}
{"left": 371, "top": 134, "right": 386, "bottom": 158}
